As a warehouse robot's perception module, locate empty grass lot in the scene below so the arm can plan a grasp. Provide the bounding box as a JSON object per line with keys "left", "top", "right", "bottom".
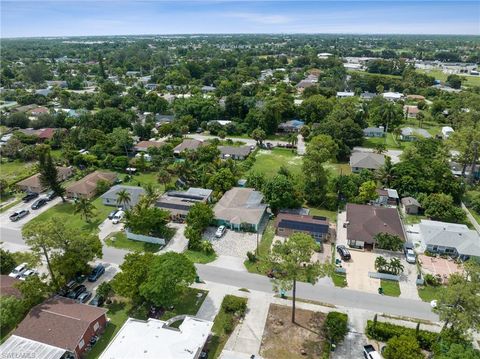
{"left": 381, "top": 280, "right": 401, "bottom": 297}
{"left": 0, "top": 160, "right": 37, "bottom": 185}
{"left": 105, "top": 232, "right": 162, "bottom": 253}
{"left": 248, "top": 148, "right": 302, "bottom": 178}
{"left": 418, "top": 285, "right": 444, "bottom": 302}
{"left": 184, "top": 249, "right": 218, "bottom": 264}
{"left": 244, "top": 221, "right": 275, "bottom": 274}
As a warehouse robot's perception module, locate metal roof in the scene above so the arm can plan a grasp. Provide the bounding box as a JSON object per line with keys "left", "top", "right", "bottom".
{"left": 0, "top": 336, "right": 65, "bottom": 359}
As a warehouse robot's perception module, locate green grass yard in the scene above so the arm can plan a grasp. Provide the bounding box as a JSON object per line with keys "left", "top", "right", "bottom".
{"left": 417, "top": 69, "right": 480, "bottom": 87}
{"left": 244, "top": 221, "right": 275, "bottom": 274}
{"left": 105, "top": 232, "right": 162, "bottom": 253}
{"left": 0, "top": 160, "right": 37, "bottom": 185}
{"left": 307, "top": 207, "right": 338, "bottom": 222}
{"left": 363, "top": 133, "right": 412, "bottom": 150}
{"left": 381, "top": 280, "right": 401, "bottom": 297}
{"left": 247, "top": 148, "right": 302, "bottom": 178}
{"left": 184, "top": 249, "right": 218, "bottom": 264}
{"left": 418, "top": 285, "right": 444, "bottom": 302}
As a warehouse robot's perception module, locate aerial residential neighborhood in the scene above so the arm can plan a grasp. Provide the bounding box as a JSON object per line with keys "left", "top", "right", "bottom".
{"left": 0, "top": 1, "right": 480, "bottom": 359}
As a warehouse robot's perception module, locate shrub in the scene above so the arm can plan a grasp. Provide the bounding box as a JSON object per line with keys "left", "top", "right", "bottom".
{"left": 246, "top": 251, "right": 257, "bottom": 263}
{"left": 424, "top": 273, "right": 441, "bottom": 286}
{"left": 223, "top": 317, "right": 234, "bottom": 333}
{"left": 324, "top": 312, "right": 348, "bottom": 344}
{"left": 222, "top": 295, "right": 247, "bottom": 316}
{"left": 374, "top": 233, "right": 404, "bottom": 251}
{"left": 366, "top": 320, "right": 438, "bottom": 351}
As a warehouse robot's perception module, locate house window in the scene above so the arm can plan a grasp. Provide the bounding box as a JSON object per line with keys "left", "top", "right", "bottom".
{"left": 279, "top": 228, "right": 284, "bottom": 232}
{"left": 94, "top": 322, "right": 99, "bottom": 331}
{"left": 79, "top": 339, "right": 85, "bottom": 349}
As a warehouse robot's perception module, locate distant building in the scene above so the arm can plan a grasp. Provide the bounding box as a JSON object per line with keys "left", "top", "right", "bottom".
{"left": 441, "top": 126, "right": 455, "bottom": 139}
{"left": 17, "top": 167, "right": 73, "bottom": 193}
{"left": 275, "top": 213, "right": 330, "bottom": 243}
{"left": 173, "top": 139, "right": 205, "bottom": 155}
{"left": 373, "top": 188, "right": 399, "bottom": 206}
{"left": 336, "top": 91, "right": 355, "bottom": 98}
{"left": 218, "top": 146, "right": 252, "bottom": 160}
{"left": 404, "top": 105, "right": 419, "bottom": 118}
{"left": 66, "top": 171, "right": 116, "bottom": 199}
{"left": 134, "top": 140, "right": 165, "bottom": 152}
{"left": 101, "top": 185, "right": 145, "bottom": 209}
{"left": 400, "top": 127, "right": 432, "bottom": 142}
{"left": 363, "top": 126, "right": 385, "bottom": 138}
{"left": 278, "top": 120, "right": 304, "bottom": 133}
{"left": 382, "top": 92, "right": 403, "bottom": 101}
{"left": 361, "top": 92, "right": 377, "bottom": 101}
{"left": 349, "top": 152, "right": 385, "bottom": 173}
{"left": 201, "top": 85, "right": 216, "bottom": 93}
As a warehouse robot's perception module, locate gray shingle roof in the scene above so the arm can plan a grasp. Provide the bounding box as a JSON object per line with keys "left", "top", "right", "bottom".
{"left": 349, "top": 152, "right": 385, "bottom": 170}
{"left": 100, "top": 185, "right": 146, "bottom": 208}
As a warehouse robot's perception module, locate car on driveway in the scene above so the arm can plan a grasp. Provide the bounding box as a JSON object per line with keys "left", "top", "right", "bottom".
{"left": 89, "top": 294, "right": 105, "bottom": 307}
{"left": 108, "top": 209, "right": 119, "bottom": 220}
{"left": 19, "top": 269, "right": 38, "bottom": 281}
{"left": 9, "top": 209, "right": 30, "bottom": 222}
{"left": 76, "top": 291, "right": 92, "bottom": 303}
{"left": 31, "top": 198, "right": 48, "bottom": 210}
{"left": 45, "top": 190, "right": 57, "bottom": 201}
{"left": 405, "top": 249, "right": 416, "bottom": 264}
{"left": 22, "top": 192, "right": 39, "bottom": 203}
{"left": 88, "top": 264, "right": 105, "bottom": 282}
{"left": 9, "top": 263, "right": 28, "bottom": 278}
{"left": 337, "top": 245, "right": 351, "bottom": 260}
{"left": 112, "top": 210, "right": 125, "bottom": 224}
{"left": 363, "top": 344, "right": 381, "bottom": 359}
{"left": 67, "top": 285, "right": 87, "bottom": 299}
{"left": 215, "top": 225, "right": 226, "bottom": 238}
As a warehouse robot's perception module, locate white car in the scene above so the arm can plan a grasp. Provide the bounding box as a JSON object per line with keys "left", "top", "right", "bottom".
{"left": 405, "top": 249, "right": 416, "bottom": 264}
{"left": 430, "top": 300, "right": 438, "bottom": 308}
{"left": 215, "top": 225, "right": 226, "bottom": 238}
{"left": 9, "top": 263, "right": 28, "bottom": 278}
{"left": 112, "top": 210, "right": 125, "bottom": 224}
{"left": 19, "top": 269, "right": 38, "bottom": 281}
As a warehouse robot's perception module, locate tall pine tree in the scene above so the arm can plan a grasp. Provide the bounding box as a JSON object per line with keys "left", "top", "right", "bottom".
{"left": 38, "top": 146, "right": 66, "bottom": 202}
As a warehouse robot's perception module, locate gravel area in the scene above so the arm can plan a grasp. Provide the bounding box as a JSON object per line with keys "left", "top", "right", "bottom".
{"left": 205, "top": 227, "right": 258, "bottom": 258}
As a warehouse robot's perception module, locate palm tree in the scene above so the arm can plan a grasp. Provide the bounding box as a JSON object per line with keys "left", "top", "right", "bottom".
{"left": 375, "top": 256, "right": 388, "bottom": 272}
{"left": 141, "top": 183, "right": 159, "bottom": 207}
{"left": 379, "top": 102, "right": 400, "bottom": 134}
{"left": 288, "top": 133, "right": 298, "bottom": 152}
{"left": 387, "top": 258, "right": 404, "bottom": 275}
{"left": 199, "top": 240, "right": 214, "bottom": 255}
{"left": 73, "top": 198, "right": 95, "bottom": 223}
{"left": 376, "top": 156, "right": 395, "bottom": 187}
{"left": 116, "top": 189, "right": 131, "bottom": 209}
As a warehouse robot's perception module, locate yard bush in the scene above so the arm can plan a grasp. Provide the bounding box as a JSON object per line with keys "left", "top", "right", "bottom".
{"left": 366, "top": 320, "right": 438, "bottom": 351}
{"left": 324, "top": 312, "right": 348, "bottom": 344}
{"left": 424, "top": 273, "right": 441, "bottom": 286}
{"left": 374, "top": 233, "right": 404, "bottom": 251}
{"left": 246, "top": 251, "right": 257, "bottom": 263}
{"left": 222, "top": 295, "right": 247, "bottom": 316}
{"left": 223, "top": 317, "right": 235, "bottom": 334}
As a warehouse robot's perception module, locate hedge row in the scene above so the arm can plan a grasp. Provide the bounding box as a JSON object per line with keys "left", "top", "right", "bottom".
{"left": 366, "top": 320, "right": 438, "bottom": 351}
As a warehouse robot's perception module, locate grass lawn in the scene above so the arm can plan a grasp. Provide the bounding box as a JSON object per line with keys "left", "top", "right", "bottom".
{"left": 23, "top": 197, "right": 112, "bottom": 234}
{"left": 307, "top": 207, "right": 338, "bottom": 222}
{"left": 207, "top": 295, "right": 248, "bottom": 358}
{"left": 0, "top": 160, "right": 37, "bottom": 185}
{"left": 418, "top": 285, "right": 444, "bottom": 302}
{"left": 324, "top": 162, "right": 351, "bottom": 176}
{"left": 117, "top": 172, "right": 166, "bottom": 190}
{"left": 161, "top": 287, "right": 208, "bottom": 320}
{"left": 381, "top": 280, "right": 401, "bottom": 297}
{"left": 332, "top": 272, "right": 347, "bottom": 287}
{"left": 248, "top": 148, "right": 302, "bottom": 178}
{"left": 184, "top": 249, "right": 218, "bottom": 264}
{"left": 403, "top": 213, "right": 428, "bottom": 225}
{"left": 363, "top": 133, "right": 413, "bottom": 150}
{"left": 403, "top": 118, "right": 442, "bottom": 137}
{"left": 0, "top": 198, "right": 21, "bottom": 213}
{"left": 244, "top": 221, "right": 275, "bottom": 274}
{"left": 417, "top": 69, "right": 480, "bottom": 87}
{"left": 105, "top": 232, "right": 162, "bottom": 253}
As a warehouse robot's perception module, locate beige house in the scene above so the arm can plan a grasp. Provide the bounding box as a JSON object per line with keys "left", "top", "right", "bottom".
{"left": 16, "top": 167, "right": 73, "bottom": 193}
{"left": 66, "top": 171, "right": 116, "bottom": 199}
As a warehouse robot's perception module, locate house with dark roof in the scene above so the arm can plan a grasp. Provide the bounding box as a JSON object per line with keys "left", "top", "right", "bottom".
{"left": 134, "top": 140, "right": 165, "bottom": 152}
{"left": 275, "top": 213, "right": 330, "bottom": 243}
{"left": 401, "top": 197, "right": 421, "bottom": 215}
{"left": 278, "top": 120, "right": 305, "bottom": 133}
{"left": 0, "top": 275, "right": 22, "bottom": 298}
{"left": 349, "top": 152, "right": 385, "bottom": 173}
{"left": 373, "top": 188, "right": 399, "bottom": 206}
{"left": 16, "top": 167, "right": 73, "bottom": 193}
{"left": 100, "top": 185, "right": 145, "bottom": 209}
{"left": 8, "top": 297, "right": 107, "bottom": 359}
{"left": 65, "top": 171, "right": 116, "bottom": 199}
{"left": 156, "top": 188, "right": 212, "bottom": 221}
{"left": 173, "top": 139, "right": 205, "bottom": 155}
{"left": 345, "top": 203, "right": 405, "bottom": 250}
{"left": 218, "top": 146, "right": 252, "bottom": 160}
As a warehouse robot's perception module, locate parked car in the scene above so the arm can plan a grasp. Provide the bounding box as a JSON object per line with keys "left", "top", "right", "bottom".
{"left": 337, "top": 245, "right": 351, "bottom": 261}
{"left": 22, "top": 192, "right": 38, "bottom": 203}
{"left": 9, "top": 263, "right": 28, "bottom": 278}
{"left": 89, "top": 294, "right": 105, "bottom": 307}
{"left": 76, "top": 291, "right": 92, "bottom": 303}
{"left": 215, "top": 225, "right": 226, "bottom": 238}
{"left": 45, "top": 190, "right": 57, "bottom": 201}
{"left": 112, "top": 210, "right": 125, "bottom": 224}
{"left": 405, "top": 249, "right": 416, "bottom": 264}
{"left": 59, "top": 280, "right": 78, "bottom": 296}
{"left": 31, "top": 198, "right": 48, "bottom": 210}
{"left": 88, "top": 264, "right": 105, "bottom": 282}
{"left": 19, "top": 269, "right": 38, "bottom": 281}
{"left": 107, "top": 209, "right": 119, "bottom": 220}
{"left": 363, "top": 344, "right": 381, "bottom": 359}
{"left": 67, "top": 285, "right": 87, "bottom": 299}
{"left": 9, "top": 209, "right": 29, "bottom": 222}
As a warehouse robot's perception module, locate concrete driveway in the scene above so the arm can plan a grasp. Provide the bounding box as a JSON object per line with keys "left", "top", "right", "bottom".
{"left": 343, "top": 251, "right": 380, "bottom": 294}
{"left": 205, "top": 227, "right": 258, "bottom": 258}
{"left": 0, "top": 196, "right": 61, "bottom": 231}
{"left": 98, "top": 218, "right": 124, "bottom": 240}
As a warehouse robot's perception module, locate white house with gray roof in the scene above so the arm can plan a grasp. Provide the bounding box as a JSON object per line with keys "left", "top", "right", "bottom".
{"left": 101, "top": 185, "right": 145, "bottom": 209}
{"left": 349, "top": 152, "right": 385, "bottom": 173}
{"left": 419, "top": 219, "right": 480, "bottom": 260}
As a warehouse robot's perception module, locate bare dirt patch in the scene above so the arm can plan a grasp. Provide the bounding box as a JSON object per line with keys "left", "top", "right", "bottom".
{"left": 260, "top": 304, "right": 327, "bottom": 359}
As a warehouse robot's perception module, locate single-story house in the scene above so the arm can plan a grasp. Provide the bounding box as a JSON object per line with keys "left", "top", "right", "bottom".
{"left": 349, "top": 152, "right": 385, "bottom": 173}
{"left": 401, "top": 197, "right": 421, "bottom": 215}
{"left": 145, "top": 83, "right": 158, "bottom": 90}
{"left": 99, "top": 316, "right": 213, "bottom": 359}
{"left": 295, "top": 79, "right": 316, "bottom": 91}
{"left": 218, "top": 146, "right": 252, "bottom": 160}
{"left": 156, "top": 188, "right": 212, "bottom": 221}
{"left": 345, "top": 203, "right": 405, "bottom": 250}
{"left": 442, "top": 126, "right": 454, "bottom": 139}
{"left": 0, "top": 275, "right": 22, "bottom": 298}
{"left": 275, "top": 213, "right": 329, "bottom": 243}
{"left": 400, "top": 127, "right": 432, "bottom": 142}
{"left": 278, "top": 120, "right": 304, "bottom": 133}
{"left": 35, "top": 88, "right": 53, "bottom": 97}
{"left": 373, "top": 188, "right": 399, "bottom": 206}
{"left": 361, "top": 92, "right": 377, "bottom": 101}
{"left": 134, "top": 140, "right": 165, "bottom": 152}
{"left": 100, "top": 185, "right": 145, "bottom": 209}
{"left": 16, "top": 167, "right": 73, "bottom": 193}
{"left": 173, "top": 139, "right": 205, "bottom": 155}
{"left": 406, "top": 94, "right": 425, "bottom": 101}
{"left": 363, "top": 126, "right": 385, "bottom": 138}
{"left": 6, "top": 297, "right": 107, "bottom": 359}
{"left": 404, "top": 105, "right": 420, "bottom": 118}
{"left": 155, "top": 114, "right": 175, "bottom": 125}
{"left": 66, "top": 171, "right": 117, "bottom": 199}
{"left": 382, "top": 92, "right": 403, "bottom": 101}
{"left": 17, "top": 128, "right": 61, "bottom": 141}
{"left": 201, "top": 85, "right": 216, "bottom": 93}
{"left": 336, "top": 91, "right": 355, "bottom": 98}
{"left": 214, "top": 187, "right": 267, "bottom": 232}
{"left": 419, "top": 220, "right": 480, "bottom": 260}
{"left": 27, "top": 106, "right": 49, "bottom": 117}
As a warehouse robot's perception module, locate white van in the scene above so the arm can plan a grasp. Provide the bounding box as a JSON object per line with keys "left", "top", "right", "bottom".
{"left": 112, "top": 210, "right": 125, "bottom": 224}
{"left": 9, "top": 263, "right": 28, "bottom": 278}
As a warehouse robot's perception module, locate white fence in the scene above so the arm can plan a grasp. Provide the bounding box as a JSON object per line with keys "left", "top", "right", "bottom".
{"left": 125, "top": 229, "right": 165, "bottom": 245}
{"left": 368, "top": 271, "right": 400, "bottom": 281}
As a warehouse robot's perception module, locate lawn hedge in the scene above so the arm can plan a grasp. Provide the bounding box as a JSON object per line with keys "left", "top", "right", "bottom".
{"left": 366, "top": 320, "right": 438, "bottom": 351}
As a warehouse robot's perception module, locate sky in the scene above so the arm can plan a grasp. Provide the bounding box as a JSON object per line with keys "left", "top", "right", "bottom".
{"left": 1, "top": 1, "right": 479, "bottom": 38}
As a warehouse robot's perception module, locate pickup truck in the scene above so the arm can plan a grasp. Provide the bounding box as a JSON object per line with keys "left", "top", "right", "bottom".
{"left": 363, "top": 344, "right": 382, "bottom": 359}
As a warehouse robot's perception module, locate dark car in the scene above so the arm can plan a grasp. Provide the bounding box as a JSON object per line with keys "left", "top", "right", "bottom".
{"left": 59, "top": 280, "right": 78, "bottom": 296}
{"left": 67, "top": 285, "right": 86, "bottom": 299}
{"left": 22, "top": 192, "right": 39, "bottom": 203}
{"left": 89, "top": 294, "right": 105, "bottom": 307}
{"left": 9, "top": 210, "right": 30, "bottom": 222}
{"left": 88, "top": 264, "right": 105, "bottom": 282}
{"left": 31, "top": 198, "right": 48, "bottom": 210}
{"left": 76, "top": 291, "right": 92, "bottom": 303}
{"left": 337, "top": 245, "right": 351, "bottom": 261}
{"left": 45, "top": 190, "right": 57, "bottom": 201}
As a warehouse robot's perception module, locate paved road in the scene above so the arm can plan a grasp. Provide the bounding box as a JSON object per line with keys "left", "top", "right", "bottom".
{"left": 462, "top": 202, "right": 480, "bottom": 234}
